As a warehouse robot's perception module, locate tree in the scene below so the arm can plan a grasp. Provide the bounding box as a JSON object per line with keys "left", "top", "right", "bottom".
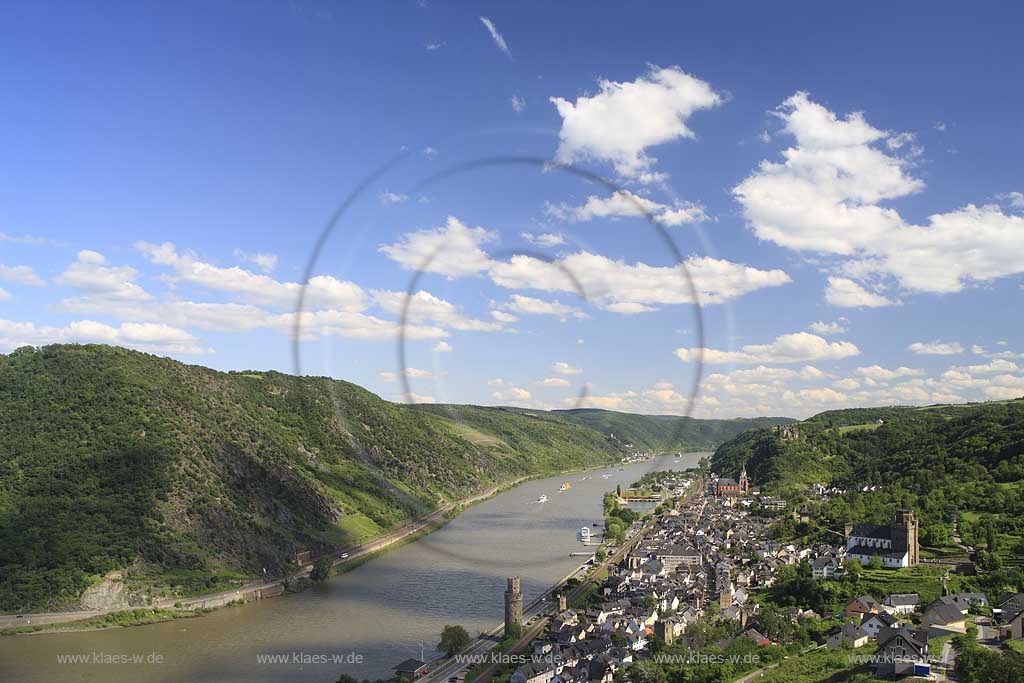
{"left": 437, "top": 624, "right": 471, "bottom": 658}
{"left": 984, "top": 521, "right": 999, "bottom": 552}
{"left": 311, "top": 556, "right": 334, "bottom": 582}
{"left": 868, "top": 555, "right": 884, "bottom": 570}
{"left": 922, "top": 523, "right": 952, "bottom": 548}
{"left": 595, "top": 546, "right": 607, "bottom": 562}
{"left": 337, "top": 675, "right": 359, "bottom": 683}
{"left": 616, "top": 484, "right": 622, "bottom": 497}
{"left": 843, "top": 558, "right": 862, "bottom": 582}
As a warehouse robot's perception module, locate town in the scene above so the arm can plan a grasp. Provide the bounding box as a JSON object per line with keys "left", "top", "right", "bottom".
{"left": 400, "top": 467, "right": 1024, "bottom": 683}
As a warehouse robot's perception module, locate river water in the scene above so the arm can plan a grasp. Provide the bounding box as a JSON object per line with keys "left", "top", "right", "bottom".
{"left": 0, "top": 453, "right": 705, "bottom": 683}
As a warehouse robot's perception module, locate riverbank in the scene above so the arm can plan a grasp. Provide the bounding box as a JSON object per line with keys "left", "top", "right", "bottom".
{"left": 0, "top": 606, "right": 219, "bottom": 636}
{"left": 0, "top": 453, "right": 707, "bottom": 683}
{"left": 0, "top": 456, "right": 631, "bottom": 635}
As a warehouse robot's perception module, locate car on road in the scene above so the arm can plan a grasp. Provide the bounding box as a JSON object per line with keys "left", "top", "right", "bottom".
{"left": 340, "top": 553, "right": 350, "bottom": 559}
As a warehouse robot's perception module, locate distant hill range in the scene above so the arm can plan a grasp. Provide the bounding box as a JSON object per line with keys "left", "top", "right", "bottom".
{"left": 0, "top": 344, "right": 790, "bottom": 612}
{"left": 512, "top": 408, "right": 795, "bottom": 453}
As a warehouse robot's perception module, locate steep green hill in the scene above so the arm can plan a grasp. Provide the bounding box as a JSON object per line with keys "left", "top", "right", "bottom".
{"left": 514, "top": 408, "right": 795, "bottom": 452}
{"left": 711, "top": 400, "right": 1024, "bottom": 570}
{"left": 0, "top": 345, "right": 621, "bottom": 612}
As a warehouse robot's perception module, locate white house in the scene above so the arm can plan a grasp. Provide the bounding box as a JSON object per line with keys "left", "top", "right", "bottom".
{"left": 884, "top": 593, "right": 919, "bottom": 615}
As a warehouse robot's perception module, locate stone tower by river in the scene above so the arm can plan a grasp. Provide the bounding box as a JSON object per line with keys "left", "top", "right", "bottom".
{"left": 504, "top": 576, "right": 522, "bottom": 636}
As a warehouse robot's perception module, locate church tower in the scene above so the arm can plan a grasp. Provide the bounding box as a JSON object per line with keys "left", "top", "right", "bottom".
{"left": 504, "top": 576, "right": 523, "bottom": 636}
{"left": 892, "top": 510, "right": 920, "bottom": 567}
{"left": 739, "top": 466, "right": 749, "bottom": 494}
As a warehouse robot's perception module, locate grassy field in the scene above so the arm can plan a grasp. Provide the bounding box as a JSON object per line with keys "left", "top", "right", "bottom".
{"left": 855, "top": 566, "right": 950, "bottom": 607}
{"left": 921, "top": 544, "right": 967, "bottom": 558}
{"left": 322, "top": 513, "right": 384, "bottom": 545}
{"left": 733, "top": 644, "right": 876, "bottom": 683}
{"left": 836, "top": 423, "right": 883, "bottom": 434}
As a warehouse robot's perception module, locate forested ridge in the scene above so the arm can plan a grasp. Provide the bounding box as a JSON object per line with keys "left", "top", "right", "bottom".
{"left": 0, "top": 345, "right": 622, "bottom": 612}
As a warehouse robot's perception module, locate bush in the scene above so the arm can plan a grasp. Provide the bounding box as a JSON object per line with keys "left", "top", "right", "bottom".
{"left": 310, "top": 557, "right": 333, "bottom": 582}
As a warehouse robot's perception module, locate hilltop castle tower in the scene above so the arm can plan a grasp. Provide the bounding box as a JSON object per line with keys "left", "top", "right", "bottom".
{"left": 504, "top": 576, "right": 523, "bottom": 636}
{"left": 892, "top": 509, "right": 920, "bottom": 567}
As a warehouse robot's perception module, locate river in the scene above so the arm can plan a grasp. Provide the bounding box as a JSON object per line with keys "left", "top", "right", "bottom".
{"left": 0, "top": 453, "right": 706, "bottom": 683}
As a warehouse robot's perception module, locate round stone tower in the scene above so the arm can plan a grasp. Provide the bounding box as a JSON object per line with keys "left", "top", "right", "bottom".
{"left": 504, "top": 576, "right": 523, "bottom": 636}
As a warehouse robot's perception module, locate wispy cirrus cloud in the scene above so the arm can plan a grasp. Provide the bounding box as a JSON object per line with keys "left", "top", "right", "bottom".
{"left": 479, "top": 16, "right": 511, "bottom": 58}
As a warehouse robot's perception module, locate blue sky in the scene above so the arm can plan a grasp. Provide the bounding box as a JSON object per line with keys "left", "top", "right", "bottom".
{"left": 1, "top": 1, "right": 1023, "bottom": 418}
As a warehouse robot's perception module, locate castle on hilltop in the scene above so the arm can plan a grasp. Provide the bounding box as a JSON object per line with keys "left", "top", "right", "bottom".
{"left": 775, "top": 424, "right": 801, "bottom": 440}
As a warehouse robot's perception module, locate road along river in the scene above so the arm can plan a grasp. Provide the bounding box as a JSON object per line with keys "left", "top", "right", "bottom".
{"left": 0, "top": 453, "right": 705, "bottom": 683}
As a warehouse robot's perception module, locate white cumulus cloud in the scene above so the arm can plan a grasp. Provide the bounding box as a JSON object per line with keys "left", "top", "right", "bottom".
{"left": 907, "top": 340, "right": 964, "bottom": 355}
{"left": 378, "top": 216, "right": 496, "bottom": 279}
{"left": 57, "top": 250, "right": 150, "bottom": 301}
{"left": 552, "top": 361, "right": 582, "bottom": 375}
{"left": 808, "top": 319, "right": 847, "bottom": 335}
{"left": 546, "top": 190, "right": 708, "bottom": 226}
{"left": 675, "top": 332, "right": 860, "bottom": 365}
{"left": 502, "top": 294, "right": 587, "bottom": 320}
{"left": 550, "top": 66, "right": 722, "bottom": 181}
{"left": 0, "top": 318, "right": 210, "bottom": 355}
{"left": 825, "top": 277, "right": 898, "bottom": 308}
{"left": 0, "top": 264, "right": 46, "bottom": 287}
{"left": 520, "top": 232, "right": 566, "bottom": 247}
{"left": 735, "top": 92, "right": 1024, "bottom": 300}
